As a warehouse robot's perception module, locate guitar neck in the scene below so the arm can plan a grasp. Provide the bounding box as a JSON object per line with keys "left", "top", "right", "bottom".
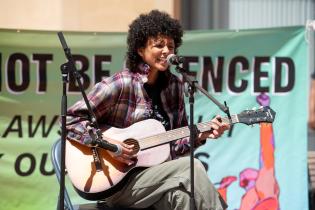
{"left": 140, "top": 115, "right": 239, "bottom": 150}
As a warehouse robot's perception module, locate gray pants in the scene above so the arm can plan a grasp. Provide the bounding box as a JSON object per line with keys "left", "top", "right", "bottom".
{"left": 106, "top": 157, "right": 226, "bottom": 210}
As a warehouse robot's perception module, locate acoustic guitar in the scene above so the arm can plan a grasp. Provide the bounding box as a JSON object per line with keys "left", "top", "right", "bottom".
{"left": 65, "top": 106, "right": 275, "bottom": 200}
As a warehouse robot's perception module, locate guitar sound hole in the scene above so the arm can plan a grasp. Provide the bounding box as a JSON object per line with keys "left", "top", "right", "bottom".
{"left": 123, "top": 138, "right": 140, "bottom": 154}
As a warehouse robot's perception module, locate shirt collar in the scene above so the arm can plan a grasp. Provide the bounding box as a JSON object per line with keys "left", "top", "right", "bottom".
{"left": 137, "top": 63, "right": 150, "bottom": 83}
{"left": 136, "top": 63, "right": 171, "bottom": 84}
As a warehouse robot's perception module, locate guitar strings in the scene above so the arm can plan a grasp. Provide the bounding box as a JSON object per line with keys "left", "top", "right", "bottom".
{"left": 138, "top": 118, "right": 231, "bottom": 150}
{"left": 138, "top": 115, "right": 237, "bottom": 150}
{"left": 101, "top": 115, "right": 236, "bottom": 151}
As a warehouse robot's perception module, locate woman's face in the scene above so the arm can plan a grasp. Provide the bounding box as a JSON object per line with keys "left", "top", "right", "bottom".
{"left": 138, "top": 35, "right": 175, "bottom": 73}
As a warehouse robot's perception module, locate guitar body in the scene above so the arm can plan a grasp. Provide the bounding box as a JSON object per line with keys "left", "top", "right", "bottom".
{"left": 65, "top": 119, "right": 170, "bottom": 199}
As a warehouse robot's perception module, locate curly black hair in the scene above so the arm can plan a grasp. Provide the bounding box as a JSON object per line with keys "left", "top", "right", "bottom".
{"left": 126, "top": 10, "right": 183, "bottom": 71}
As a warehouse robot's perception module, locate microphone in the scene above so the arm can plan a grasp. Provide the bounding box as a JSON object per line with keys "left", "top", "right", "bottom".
{"left": 83, "top": 138, "right": 122, "bottom": 155}
{"left": 167, "top": 54, "right": 184, "bottom": 65}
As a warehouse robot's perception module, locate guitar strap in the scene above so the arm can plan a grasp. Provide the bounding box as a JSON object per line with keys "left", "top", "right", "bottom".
{"left": 86, "top": 125, "right": 103, "bottom": 171}
{"left": 91, "top": 147, "right": 102, "bottom": 171}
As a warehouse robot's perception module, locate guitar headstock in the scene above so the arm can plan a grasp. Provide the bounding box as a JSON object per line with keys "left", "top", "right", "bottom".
{"left": 237, "top": 106, "right": 276, "bottom": 125}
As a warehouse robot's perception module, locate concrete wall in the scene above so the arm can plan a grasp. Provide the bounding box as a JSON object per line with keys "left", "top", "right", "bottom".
{"left": 0, "top": 0, "right": 180, "bottom": 32}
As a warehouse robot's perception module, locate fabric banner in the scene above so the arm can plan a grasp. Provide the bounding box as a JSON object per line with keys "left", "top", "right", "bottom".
{"left": 0, "top": 26, "right": 308, "bottom": 210}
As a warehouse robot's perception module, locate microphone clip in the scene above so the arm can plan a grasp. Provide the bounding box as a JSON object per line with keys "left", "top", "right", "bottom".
{"left": 167, "top": 54, "right": 184, "bottom": 66}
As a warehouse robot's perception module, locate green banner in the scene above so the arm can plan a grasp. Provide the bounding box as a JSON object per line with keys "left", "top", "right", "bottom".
{"left": 0, "top": 26, "right": 308, "bottom": 210}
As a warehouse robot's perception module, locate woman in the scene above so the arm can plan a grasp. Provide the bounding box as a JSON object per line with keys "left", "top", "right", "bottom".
{"left": 66, "top": 10, "right": 229, "bottom": 210}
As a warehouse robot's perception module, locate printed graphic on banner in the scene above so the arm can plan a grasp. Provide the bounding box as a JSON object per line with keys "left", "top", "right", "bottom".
{"left": 217, "top": 93, "right": 279, "bottom": 210}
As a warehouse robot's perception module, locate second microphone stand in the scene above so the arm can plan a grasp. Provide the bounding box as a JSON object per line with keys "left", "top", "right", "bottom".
{"left": 174, "top": 64, "right": 231, "bottom": 210}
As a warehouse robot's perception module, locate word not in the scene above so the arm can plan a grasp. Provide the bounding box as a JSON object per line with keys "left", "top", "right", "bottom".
{"left": 0, "top": 53, "right": 111, "bottom": 93}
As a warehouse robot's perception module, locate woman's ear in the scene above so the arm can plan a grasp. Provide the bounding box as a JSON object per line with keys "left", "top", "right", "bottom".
{"left": 137, "top": 48, "right": 144, "bottom": 58}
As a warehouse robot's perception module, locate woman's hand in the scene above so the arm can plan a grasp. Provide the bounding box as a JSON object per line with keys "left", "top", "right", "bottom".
{"left": 103, "top": 138, "right": 138, "bottom": 165}
{"left": 198, "top": 115, "right": 230, "bottom": 142}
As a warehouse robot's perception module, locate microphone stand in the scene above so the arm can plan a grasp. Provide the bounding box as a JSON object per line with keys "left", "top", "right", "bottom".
{"left": 57, "top": 32, "right": 118, "bottom": 210}
{"left": 174, "top": 64, "right": 231, "bottom": 210}
{"left": 58, "top": 54, "right": 67, "bottom": 210}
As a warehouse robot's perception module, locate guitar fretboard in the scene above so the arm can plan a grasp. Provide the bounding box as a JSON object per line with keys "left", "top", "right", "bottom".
{"left": 139, "top": 115, "right": 238, "bottom": 150}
